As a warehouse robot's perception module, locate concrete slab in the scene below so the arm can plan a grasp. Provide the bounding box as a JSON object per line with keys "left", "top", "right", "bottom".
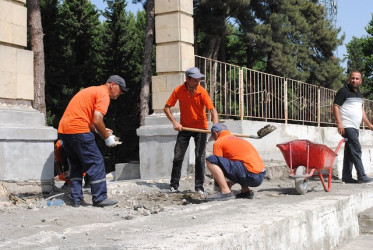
{"left": 0, "top": 175, "right": 373, "bottom": 249}
{"left": 115, "top": 162, "right": 141, "bottom": 180}
{"left": 359, "top": 207, "right": 373, "bottom": 234}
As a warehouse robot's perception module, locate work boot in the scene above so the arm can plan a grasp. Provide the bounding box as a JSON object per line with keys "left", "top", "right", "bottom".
{"left": 206, "top": 192, "right": 233, "bottom": 201}
{"left": 236, "top": 190, "right": 254, "bottom": 199}
{"left": 93, "top": 199, "right": 117, "bottom": 207}
{"left": 358, "top": 176, "right": 373, "bottom": 183}
{"left": 342, "top": 178, "right": 358, "bottom": 184}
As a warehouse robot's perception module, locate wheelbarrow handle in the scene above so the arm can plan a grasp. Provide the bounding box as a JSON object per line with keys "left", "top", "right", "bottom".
{"left": 335, "top": 138, "right": 347, "bottom": 154}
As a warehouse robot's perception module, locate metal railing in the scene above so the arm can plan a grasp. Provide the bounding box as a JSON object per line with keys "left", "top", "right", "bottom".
{"left": 195, "top": 55, "right": 373, "bottom": 127}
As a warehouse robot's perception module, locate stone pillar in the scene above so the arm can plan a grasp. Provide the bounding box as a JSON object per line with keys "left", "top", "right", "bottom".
{"left": 151, "top": 0, "right": 194, "bottom": 113}
{"left": 0, "top": 0, "right": 57, "bottom": 194}
{"left": 137, "top": 0, "right": 195, "bottom": 179}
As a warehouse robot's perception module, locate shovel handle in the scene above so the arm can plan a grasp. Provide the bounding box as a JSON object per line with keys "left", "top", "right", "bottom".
{"left": 181, "top": 127, "right": 258, "bottom": 138}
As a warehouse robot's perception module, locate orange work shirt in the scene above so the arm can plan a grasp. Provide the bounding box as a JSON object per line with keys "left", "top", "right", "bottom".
{"left": 58, "top": 85, "right": 110, "bottom": 134}
{"left": 213, "top": 130, "right": 265, "bottom": 174}
{"left": 166, "top": 83, "right": 214, "bottom": 129}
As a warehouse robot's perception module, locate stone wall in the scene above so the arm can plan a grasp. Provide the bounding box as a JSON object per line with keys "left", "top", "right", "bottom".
{"left": 0, "top": 0, "right": 57, "bottom": 194}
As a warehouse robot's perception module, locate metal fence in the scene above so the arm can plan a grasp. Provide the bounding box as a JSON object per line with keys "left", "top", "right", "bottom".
{"left": 195, "top": 55, "right": 373, "bottom": 127}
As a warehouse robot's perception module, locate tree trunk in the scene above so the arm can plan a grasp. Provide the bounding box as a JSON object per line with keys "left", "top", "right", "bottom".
{"left": 139, "top": 0, "right": 155, "bottom": 126}
{"left": 205, "top": 35, "right": 221, "bottom": 60}
{"left": 28, "top": 0, "right": 46, "bottom": 123}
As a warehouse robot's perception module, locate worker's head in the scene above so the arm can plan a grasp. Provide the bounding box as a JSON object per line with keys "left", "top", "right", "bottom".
{"left": 185, "top": 67, "right": 204, "bottom": 92}
{"left": 349, "top": 71, "right": 363, "bottom": 90}
{"left": 210, "top": 123, "right": 228, "bottom": 141}
{"left": 106, "top": 75, "right": 128, "bottom": 99}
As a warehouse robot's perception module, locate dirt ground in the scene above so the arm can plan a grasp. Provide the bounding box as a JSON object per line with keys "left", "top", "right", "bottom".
{"left": 1, "top": 171, "right": 372, "bottom": 248}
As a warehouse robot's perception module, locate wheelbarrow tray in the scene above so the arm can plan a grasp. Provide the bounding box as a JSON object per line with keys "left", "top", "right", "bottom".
{"left": 276, "top": 140, "right": 337, "bottom": 171}
{"left": 276, "top": 139, "right": 344, "bottom": 194}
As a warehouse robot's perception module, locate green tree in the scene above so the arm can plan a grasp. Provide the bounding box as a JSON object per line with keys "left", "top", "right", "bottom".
{"left": 346, "top": 14, "right": 373, "bottom": 98}
{"left": 101, "top": 0, "right": 146, "bottom": 167}
{"left": 41, "top": 0, "right": 104, "bottom": 127}
{"left": 245, "top": 0, "right": 344, "bottom": 88}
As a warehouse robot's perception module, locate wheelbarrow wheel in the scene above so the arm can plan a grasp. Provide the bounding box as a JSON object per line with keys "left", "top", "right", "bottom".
{"left": 295, "top": 166, "right": 308, "bottom": 195}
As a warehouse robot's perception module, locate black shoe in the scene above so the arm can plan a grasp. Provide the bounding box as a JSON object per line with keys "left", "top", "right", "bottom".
{"left": 72, "top": 202, "right": 81, "bottom": 208}
{"left": 72, "top": 200, "right": 87, "bottom": 208}
{"left": 358, "top": 176, "right": 373, "bottom": 183}
{"left": 169, "top": 186, "right": 179, "bottom": 193}
{"left": 236, "top": 190, "right": 254, "bottom": 199}
{"left": 342, "top": 178, "right": 358, "bottom": 184}
{"left": 206, "top": 192, "right": 233, "bottom": 201}
{"left": 195, "top": 188, "right": 205, "bottom": 195}
{"left": 93, "top": 199, "right": 117, "bottom": 207}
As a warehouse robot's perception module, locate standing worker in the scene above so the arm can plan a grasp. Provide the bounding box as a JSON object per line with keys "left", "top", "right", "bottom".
{"left": 206, "top": 123, "right": 266, "bottom": 200}
{"left": 58, "top": 75, "right": 127, "bottom": 207}
{"left": 164, "top": 67, "right": 218, "bottom": 194}
{"left": 333, "top": 71, "right": 373, "bottom": 184}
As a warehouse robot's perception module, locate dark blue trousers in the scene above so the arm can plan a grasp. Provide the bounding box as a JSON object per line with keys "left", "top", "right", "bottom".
{"left": 170, "top": 131, "right": 207, "bottom": 191}
{"left": 343, "top": 128, "right": 368, "bottom": 180}
{"left": 59, "top": 133, "right": 107, "bottom": 204}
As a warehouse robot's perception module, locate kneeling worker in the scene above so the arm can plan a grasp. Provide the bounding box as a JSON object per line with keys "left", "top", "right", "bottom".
{"left": 206, "top": 123, "right": 266, "bottom": 200}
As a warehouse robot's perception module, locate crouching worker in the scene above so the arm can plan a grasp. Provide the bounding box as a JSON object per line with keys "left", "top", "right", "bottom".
{"left": 206, "top": 123, "right": 266, "bottom": 201}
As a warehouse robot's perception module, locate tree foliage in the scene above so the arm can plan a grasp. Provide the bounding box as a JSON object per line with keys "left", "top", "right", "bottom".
{"left": 346, "top": 14, "right": 373, "bottom": 98}
{"left": 195, "top": 0, "right": 344, "bottom": 89}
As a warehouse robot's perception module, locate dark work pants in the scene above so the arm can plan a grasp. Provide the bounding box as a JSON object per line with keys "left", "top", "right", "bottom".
{"left": 59, "top": 133, "right": 107, "bottom": 204}
{"left": 342, "top": 128, "right": 367, "bottom": 180}
{"left": 170, "top": 131, "right": 207, "bottom": 191}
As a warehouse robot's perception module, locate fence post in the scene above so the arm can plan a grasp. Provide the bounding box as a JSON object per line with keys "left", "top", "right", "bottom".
{"left": 284, "top": 79, "right": 288, "bottom": 124}
{"left": 239, "top": 69, "right": 244, "bottom": 120}
{"left": 317, "top": 87, "right": 321, "bottom": 127}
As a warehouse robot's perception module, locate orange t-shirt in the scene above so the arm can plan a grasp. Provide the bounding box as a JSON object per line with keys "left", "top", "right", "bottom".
{"left": 213, "top": 130, "right": 265, "bottom": 174}
{"left": 58, "top": 85, "right": 110, "bottom": 134}
{"left": 166, "top": 83, "right": 214, "bottom": 129}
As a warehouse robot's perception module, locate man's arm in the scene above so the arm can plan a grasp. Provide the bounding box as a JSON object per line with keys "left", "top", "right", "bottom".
{"left": 92, "top": 110, "right": 109, "bottom": 139}
{"left": 164, "top": 104, "right": 182, "bottom": 131}
{"left": 209, "top": 108, "right": 218, "bottom": 124}
{"left": 333, "top": 104, "right": 345, "bottom": 135}
{"left": 362, "top": 107, "right": 373, "bottom": 130}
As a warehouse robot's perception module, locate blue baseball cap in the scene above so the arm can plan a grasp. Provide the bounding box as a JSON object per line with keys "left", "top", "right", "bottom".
{"left": 211, "top": 123, "right": 228, "bottom": 133}
{"left": 185, "top": 67, "right": 205, "bottom": 79}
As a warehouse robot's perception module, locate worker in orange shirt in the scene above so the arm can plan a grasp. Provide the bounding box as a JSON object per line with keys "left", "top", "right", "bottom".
{"left": 206, "top": 123, "right": 266, "bottom": 201}
{"left": 55, "top": 139, "right": 70, "bottom": 189}
{"left": 58, "top": 75, "right": 126, "bottom": 207}
{"left": 164, "top": 67, "right": 218, "bottom": 194}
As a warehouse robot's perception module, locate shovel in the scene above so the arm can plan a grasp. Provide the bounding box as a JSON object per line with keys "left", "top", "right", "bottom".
{"left": 181, "top": 124, "right": 277, "bottom": 139}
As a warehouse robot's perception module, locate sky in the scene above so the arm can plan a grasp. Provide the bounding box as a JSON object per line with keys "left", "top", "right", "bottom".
{"left": 90, "top": 0, "right": 373, "bottom": 70}
{"left": 336, "top": 0, "right": 373, "bottom": 69}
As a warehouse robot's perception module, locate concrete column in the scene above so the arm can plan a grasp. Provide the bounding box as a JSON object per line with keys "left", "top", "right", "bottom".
{"left": 137, "top": 0, "right": 195, "bottom": 179}
{"left": 0, "top": 0, "right": 57, "bottom": 194}
{"left": 152, "top": 0, "right": 194, "bottom": 113}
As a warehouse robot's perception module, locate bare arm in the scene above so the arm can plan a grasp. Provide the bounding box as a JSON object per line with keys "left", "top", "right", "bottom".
{"left": 333, "top": 104, "right": 344, "bottom": 135}
{"left": 164, "top": 104, "right": 182, "bottom": 131}
{"left": 92, "top": 111, "right": 109, "bottom": 139}
{"left": 362, "top": 107, "right": 373, "bottom": 130}
{"left": 209, "top": 108, "right": 218, "bottom": 124}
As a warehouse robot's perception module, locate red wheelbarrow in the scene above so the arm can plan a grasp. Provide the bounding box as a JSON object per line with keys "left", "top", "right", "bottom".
{"left": 276, "top": 139, "right": 345, "bottom": 195}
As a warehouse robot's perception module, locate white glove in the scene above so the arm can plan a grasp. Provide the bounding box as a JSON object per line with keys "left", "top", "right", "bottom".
{"left": 105, "top": 135, "right": 117, "bottom": 147}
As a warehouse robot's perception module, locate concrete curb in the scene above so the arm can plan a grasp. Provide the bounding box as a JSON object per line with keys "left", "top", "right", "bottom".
{"left": 106, "top": 182, "right": 373, "bottom": 249}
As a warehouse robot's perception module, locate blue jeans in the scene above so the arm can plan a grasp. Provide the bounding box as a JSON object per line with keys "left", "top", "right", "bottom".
{"left": 342, "top": 128, "right": 367, "bottom": 180}
{"left": 206, "top": 155, "right": 265, "bottom": 187}
{"left": 59, "top": 133, "right": 107, "bottom": 204}
{"left": 170, "top": 131, "right": 207, "bottom": 191}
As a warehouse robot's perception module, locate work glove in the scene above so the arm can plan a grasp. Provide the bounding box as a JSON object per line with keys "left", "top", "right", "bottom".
{"left": 105, "top": 135, "right": 117, "bottom": 147}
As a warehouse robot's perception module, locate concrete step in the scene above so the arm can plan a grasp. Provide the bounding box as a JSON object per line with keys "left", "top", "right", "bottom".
{"left": 337, "top": 235, "right": 373, "bottom": 250}
{"left": 359, "top": 207, "right": 373, "bottom": 234}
